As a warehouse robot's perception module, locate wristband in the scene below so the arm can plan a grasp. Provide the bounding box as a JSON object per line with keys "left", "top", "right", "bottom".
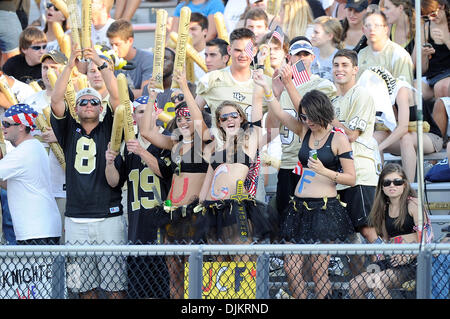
{"left": 333, "top": 172, "right": 339, "bottom": 182}
{"left": 97, "top": 62, "right": 108, "bottom": 71}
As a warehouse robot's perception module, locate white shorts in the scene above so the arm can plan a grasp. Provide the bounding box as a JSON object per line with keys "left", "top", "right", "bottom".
{"left": 65, "top": 215, "right": 127, "bottom": 293}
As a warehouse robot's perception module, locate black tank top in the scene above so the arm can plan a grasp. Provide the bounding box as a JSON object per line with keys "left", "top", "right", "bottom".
{"left": 172, "top": 144, "right": 209, "bottom": 174}
{"left": 424, "top": 20, "right": 450, "bottom": 79}
{"left": 209, "top": 148, "right": 253, "bottom": 171}
{"left": 298, "top": 128, "right": 340, "bottom": 171}
{"left": 385, "top": 205, "right": 416, "bottom": 238}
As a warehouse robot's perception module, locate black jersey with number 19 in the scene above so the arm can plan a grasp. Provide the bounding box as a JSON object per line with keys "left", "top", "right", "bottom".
{"left": 51, "top": 105, "right": 123, "bottom": 218}
{"left": 114, "top": 137, "right": 173, "bottom": 244}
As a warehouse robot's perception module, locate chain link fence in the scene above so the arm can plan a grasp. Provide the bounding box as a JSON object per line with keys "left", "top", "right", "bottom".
{"left": 0, "top": 243, "right": 448, "bottom": 299}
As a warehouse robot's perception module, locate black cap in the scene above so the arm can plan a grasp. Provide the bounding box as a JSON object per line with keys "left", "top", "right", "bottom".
{"left": 345, "top": 0, "right": 369, "bottom": 12}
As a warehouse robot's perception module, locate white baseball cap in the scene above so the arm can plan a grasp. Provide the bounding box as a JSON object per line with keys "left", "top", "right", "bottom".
{"left": 75, "top": 87, "right": 102, "bottom": 103}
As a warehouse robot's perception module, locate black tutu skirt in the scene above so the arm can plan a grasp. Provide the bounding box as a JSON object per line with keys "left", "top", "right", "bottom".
{"left": 281, "top": 196, "right": 355, "bottom": 243}
{"left": 194, "top": 198, "right": 278, "bottom": 244}
{"left": 153, "top": 198, "right": 200, "bottom": 244}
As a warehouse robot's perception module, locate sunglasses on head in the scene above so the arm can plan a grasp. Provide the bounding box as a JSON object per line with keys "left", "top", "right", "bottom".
{"left": 46, "top": 3, "right": 59, "bottom": 10}
{"left": 171, "top": 93, "right": 184, "bottom": 103}
{"left": 382, "top": 178, "right": 405, "bottom": 187}
{"left": 1, "top": 121, "right": 21, "bottom": 128}
{"left": 219, "top": 112, "right": 240, "bottom": 122}
{"left": 77, "top": 98, "right": 101, "bottom": 107}
{"left": 30, "top": 44, "right": 47, "bottom": 51}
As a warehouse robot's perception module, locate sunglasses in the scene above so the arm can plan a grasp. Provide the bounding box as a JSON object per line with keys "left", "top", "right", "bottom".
{"left": 30, "top": 44, "right": 47, "bottom": 51}
{"left": 77, "top": 98, "right": 101, "bottom": 107}
{"left": 219, "top": 112, "right": 240, "bottom": 122}
{"left": 299, "top": 113, "right": 309, "bottom": 122}
{"left": 422, "top": 9, "right": 439, "bottom": 19}
{"left": 46, "top": 3, "right": 59, "bottom": 11}
{"left": 382, "top": 178, "right": 405, "bottom": 187}
{"left": 171, "top": 93, "right": 184, "bottom": 103}
{"left": 2, "top": 121, "right": 21, "bottom": 128}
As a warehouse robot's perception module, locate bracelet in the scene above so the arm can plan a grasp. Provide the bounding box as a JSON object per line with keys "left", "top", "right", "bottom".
{"left": 264, "top": 94, "right": 274, "bottom": 102}
{"left": 333, "top": 172, "right": 339, "bottom": 182}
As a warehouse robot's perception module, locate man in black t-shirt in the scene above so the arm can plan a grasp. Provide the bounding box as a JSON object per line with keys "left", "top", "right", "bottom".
{"left": 2, "top": 26, "right": 47, "bottom": 83}
{"left": 50, "top": 47, "right": 125, "bottom": 299}
{"left": 105, "top": 97, "right": 173, "bottom": 298}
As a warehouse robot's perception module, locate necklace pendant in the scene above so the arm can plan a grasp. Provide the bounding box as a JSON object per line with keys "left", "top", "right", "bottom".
{"left": 314, "top": 140, "right": 319, "bottom": 147}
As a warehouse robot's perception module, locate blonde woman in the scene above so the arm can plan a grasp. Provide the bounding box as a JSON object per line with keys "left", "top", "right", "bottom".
{"left": 310, "top": 16, "right": 344, "bottom": 81}
{"left": 279, "top": 0, "right": 315, "bottom": 40}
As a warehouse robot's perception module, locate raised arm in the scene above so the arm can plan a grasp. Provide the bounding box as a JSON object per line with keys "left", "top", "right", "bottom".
{"left": 83, "top": 47, "right": 120, "bottom": 111}
{"left": 173, "top": 69, "right": 208, "bottom": 140}
{"left": 253, "top": 69, "right": 303, "bottom": 138}
{"left": 279, "top": 64, "right": 302, "bottom": 113}
{"left": 51, "top": 46, "right": 82, "bottom": 117}
{"left": 140, "top": 85, "right": 173, "bottom": 150}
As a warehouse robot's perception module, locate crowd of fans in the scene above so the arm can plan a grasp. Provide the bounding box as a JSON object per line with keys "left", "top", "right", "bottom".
{"left": 0, "top": 0, "right": 447, "bottom": 299}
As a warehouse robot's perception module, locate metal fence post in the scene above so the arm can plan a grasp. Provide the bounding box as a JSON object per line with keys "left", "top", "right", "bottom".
{"left": 256, "top": 253, "right": 270, "bottom": 299}
{"left": 188, "top": 246, "right": 203, "bottom": 299}
{"left": 51, "top": 255, "right": 66, "bottom": 299}
{"left": 416, "top": 246, "right": 432, "bottom": 299}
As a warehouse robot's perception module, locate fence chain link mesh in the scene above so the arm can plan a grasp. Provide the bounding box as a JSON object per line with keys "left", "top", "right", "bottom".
{"left": 0, "top": 243, "right": 448, "bottom": 299}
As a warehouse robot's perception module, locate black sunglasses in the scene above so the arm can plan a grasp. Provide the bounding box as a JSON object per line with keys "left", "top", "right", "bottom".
{"left": 171, "top": 93, "right": 184, "bottom": 103}
{"left": 382, "top": 178, "right": 405, "bottom": 187}
{"left": 299, "top": 113, "right": 309, "bottom": 122}
{"left": 77, "top": 98, "right": 101, "bottom": 107}
{"left": 2, "top": 121, "right": 21, "bottom": 128}
{"left": 46, "top": 3, "right": 59, "bottom": 11}
{"left": 219, "top": 112, "right": 240, "bottom": 122}
{"left": 30, "top": 44, "right": 47, "bottom": 51}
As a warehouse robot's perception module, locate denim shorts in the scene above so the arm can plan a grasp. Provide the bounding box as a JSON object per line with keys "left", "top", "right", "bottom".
{"left": 0, "top": 10, "right": 22, "bottom": 52}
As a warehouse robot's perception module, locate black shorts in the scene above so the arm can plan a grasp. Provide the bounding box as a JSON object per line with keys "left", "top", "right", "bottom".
{"left": 338, "top": 185, "right": 375, "bottom": 231}
{"left": 276, "top": 168, "right": 301, "bottom": 221}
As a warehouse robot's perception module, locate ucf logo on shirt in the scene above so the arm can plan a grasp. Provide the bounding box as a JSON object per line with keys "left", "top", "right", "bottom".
{"left": 233, "top": 92, "right": 245, "bottom": 102}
